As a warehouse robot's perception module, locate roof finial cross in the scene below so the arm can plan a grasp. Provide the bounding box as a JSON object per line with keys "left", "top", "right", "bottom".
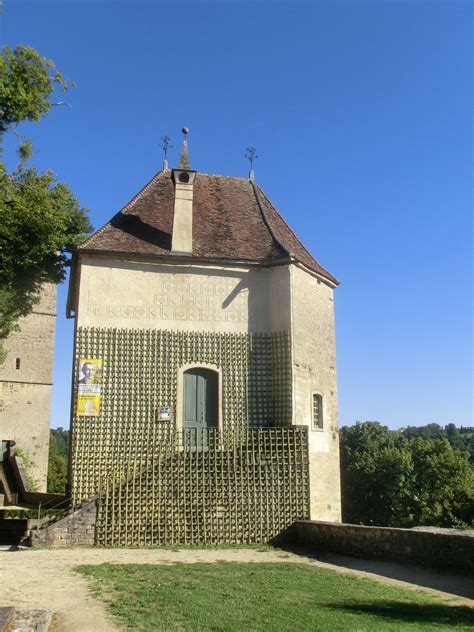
{"left": 160, "top": 135, "right": 172, "bottom": 170}
{"left": 245, "top": 146, "right": 258, "bottom": 181}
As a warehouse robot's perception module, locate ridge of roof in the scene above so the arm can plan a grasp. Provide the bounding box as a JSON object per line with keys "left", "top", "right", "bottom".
{"left": 196, "top": 172, "right": 248, "bottom": 181}
{"left": 250, "top": 180, "right": 290, "bottom": 258}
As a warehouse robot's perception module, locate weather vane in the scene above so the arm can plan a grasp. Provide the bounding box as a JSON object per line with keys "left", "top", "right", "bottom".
{"left": 245, "top": 146, "right": 258, "bottom": 169}
{"left": 161, "top": 135, "right": 172, "bottom": 170}
{"left": 161, "top": 135, "right": 172, "bottom": 159}
{"left": 245, "top": 146, "right": 258, "bottom": 181}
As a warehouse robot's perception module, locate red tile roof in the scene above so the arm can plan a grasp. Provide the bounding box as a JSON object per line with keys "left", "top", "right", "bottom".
{"left": 79, "top": 170, "right": 338, "bottom": 285}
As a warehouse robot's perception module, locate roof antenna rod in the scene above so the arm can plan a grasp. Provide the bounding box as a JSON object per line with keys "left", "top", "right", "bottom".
{"left": 245, "top": 146, "right": 258, "bottom": 182}
{"left": 161, "top": 135, "right": 172, "bottom": 171}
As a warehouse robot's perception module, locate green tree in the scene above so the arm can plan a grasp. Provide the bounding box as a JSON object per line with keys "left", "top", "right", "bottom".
{"left": 340, "top": 422, "right": 415, "bottom": 526}
{"left": 401, "top": 423, "right": 474, "bottom": 465}
{"left": 409, "top": 438, "right": 474, "bottom": 528}
{"left": 402, "top": 423, "right": 446, "bottom": 441}
{"left": 47, "top": 431, "right": 68, "bottom": 494}
{"left": 0, "top": 45, "right": 91, "bottom": 358}
{"left": 445, "top": 424, "right": 474, "bottom": 463}
{"left": 50, "top": 427, "right": 69, "bottom": 457}
{"left": 340, "top": 421, "right": 474, "bottom": 528}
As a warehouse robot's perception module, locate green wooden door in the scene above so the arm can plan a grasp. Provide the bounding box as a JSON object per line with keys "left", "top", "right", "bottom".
{"left": 183, "top": 368, "right": 218, "bottom": 447}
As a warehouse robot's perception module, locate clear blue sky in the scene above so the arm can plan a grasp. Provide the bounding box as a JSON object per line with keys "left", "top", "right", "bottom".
{"left": 2, "top": 1, "right": 472, "bottom": 429}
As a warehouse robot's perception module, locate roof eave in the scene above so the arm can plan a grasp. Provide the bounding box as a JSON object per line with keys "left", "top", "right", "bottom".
{"left": 76, "top": 247, "right": 339, "bottom": 286}
{"left": 289, "top": 256, "right": 340, "bottom": 288}
{"left": 75, "top": 248, "right": 295, "bottom": 271}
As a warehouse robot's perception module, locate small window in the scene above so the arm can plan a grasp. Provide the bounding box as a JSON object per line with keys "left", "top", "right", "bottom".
{"left": 15, "top": 358, "right": 21, "bottom": 370}
{"left": 312, "top": 393, "right": 323, "bottom": 430}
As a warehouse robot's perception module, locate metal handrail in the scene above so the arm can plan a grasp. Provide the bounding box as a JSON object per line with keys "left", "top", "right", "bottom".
{"left": 35, "top": 494, "right": 72, "bottom": 522}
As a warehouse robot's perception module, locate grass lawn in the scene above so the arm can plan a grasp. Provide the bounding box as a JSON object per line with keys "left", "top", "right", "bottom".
{"left": 77, "top": 562, "right": 474, "bottom": 631}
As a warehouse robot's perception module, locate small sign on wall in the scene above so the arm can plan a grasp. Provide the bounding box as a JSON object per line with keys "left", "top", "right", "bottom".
{"left": 77, "top": 358, "right": 102, "bottom": 417}
{"left": 157, "top": 406, "right": 174, "bottom": 421}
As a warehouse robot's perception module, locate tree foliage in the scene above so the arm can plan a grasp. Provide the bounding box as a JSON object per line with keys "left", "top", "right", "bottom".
{"left": 50, "top": 426, "right": 69, "bottom": 457}
{"left": 0, "top": 45, "right": 91, "bottom": 356}
{"left": 409, "top": 438, "right": 474, "bottom": 528}
{"left": 47, "top": 429, "right": 69, "bottom": 494}
{"left": 402, "top": 423, "right": 474, "bottom": 464}
{"left": 340, "top": 422, "right": 474, "bottom": 529}
{"left": 0, "top": 44, "right": 71, "bottom": 131}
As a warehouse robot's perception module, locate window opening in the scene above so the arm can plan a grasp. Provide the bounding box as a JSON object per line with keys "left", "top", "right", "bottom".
{"left": 312, "top": 393, "right": 323, "bottom": 430}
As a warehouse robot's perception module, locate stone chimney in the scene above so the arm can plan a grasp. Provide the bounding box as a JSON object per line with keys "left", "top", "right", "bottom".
{"left": 171, "top": 128, "right": 196, "bottom": 255}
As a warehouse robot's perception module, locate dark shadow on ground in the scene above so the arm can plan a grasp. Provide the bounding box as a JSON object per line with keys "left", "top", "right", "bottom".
{"left": 280, "top": 545, "right": 474, "bottom": 600}
{"left": 325, "top": 601, "right": 474, "bottom": 627}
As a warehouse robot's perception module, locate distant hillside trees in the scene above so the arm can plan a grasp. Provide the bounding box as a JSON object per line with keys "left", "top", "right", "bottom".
{"left": 340, "top": 422, "right": 474, "bottom": 529}
{"left": 47, "top": 427, "right": 69, "bottom": 493}
{"left": 402, "top": 423, "right": 473, "bottom": 464}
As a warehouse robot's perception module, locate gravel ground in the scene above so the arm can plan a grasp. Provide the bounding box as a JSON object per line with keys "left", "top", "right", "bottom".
{"left": 1, "top": 546, "right": 472, "bottom": 631}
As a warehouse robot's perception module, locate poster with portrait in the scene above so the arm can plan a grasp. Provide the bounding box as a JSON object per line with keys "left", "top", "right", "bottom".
{"left": 77, "top": 358, "right": 102, "bottom": 416}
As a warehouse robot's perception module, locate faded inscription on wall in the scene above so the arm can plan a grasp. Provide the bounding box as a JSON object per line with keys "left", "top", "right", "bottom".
{"left": 87, "top": 275, "right": 248, "bottom": 323}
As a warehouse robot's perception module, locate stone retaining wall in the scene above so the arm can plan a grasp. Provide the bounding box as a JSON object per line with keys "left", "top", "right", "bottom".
{"left": 294, "top": 520, "right": 474, "bottom": 574}
{"left": 30, "top": 498, "right": 98, "bottom": 547}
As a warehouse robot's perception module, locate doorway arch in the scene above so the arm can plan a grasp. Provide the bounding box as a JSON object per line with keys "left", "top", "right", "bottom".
{"left": 176, "top": 363, "right": 223, "bottom": 433}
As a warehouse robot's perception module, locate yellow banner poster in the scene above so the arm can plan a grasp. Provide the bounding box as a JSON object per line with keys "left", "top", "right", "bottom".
{"left": 77, "top": 358, "right": 102, "bottom": 417}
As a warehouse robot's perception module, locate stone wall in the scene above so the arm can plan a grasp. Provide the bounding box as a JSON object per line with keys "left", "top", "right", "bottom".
{"left": 290, "top": 265, "right": 341, "bottom": 522}
{"left": 77, "top": 257, "right": 291, "bottom": 334}
{"left": 294, "top": 520, "right": 474, "bottom": 574}
{"left": 30, "top": 498, "right": 98, "bottom": 547}
{"left": 0, "top": 285, "right": 57, "bottom": 491}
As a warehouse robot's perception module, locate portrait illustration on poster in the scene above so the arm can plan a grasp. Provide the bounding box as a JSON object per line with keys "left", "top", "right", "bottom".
{"left": 77, "top": 358, "right": 102, "bottom": 416}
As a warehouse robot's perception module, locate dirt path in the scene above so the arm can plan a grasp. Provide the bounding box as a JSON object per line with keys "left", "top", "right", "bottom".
{"left": 1, "top": 547, "right": 472, "bottom": 631}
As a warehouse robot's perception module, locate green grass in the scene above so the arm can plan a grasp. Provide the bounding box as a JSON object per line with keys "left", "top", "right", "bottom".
{"left": 76, "top": 562, "right": 474, "bottom": 631}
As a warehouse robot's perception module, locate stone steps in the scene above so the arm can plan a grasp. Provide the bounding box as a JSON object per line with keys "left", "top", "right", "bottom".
{"left": 0, "top": 608, "right": 53, "bottom": 632}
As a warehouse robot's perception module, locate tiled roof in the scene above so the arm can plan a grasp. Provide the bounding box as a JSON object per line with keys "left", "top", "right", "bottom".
{"left": 79, "top": 170, "right": 338, "bottom": 285}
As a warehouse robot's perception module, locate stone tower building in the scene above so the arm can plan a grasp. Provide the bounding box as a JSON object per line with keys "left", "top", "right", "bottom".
{"left": 67, "top": 133, "right": 341, "bottom": 545}
{"left": 0, "top": 285, "right": 57, "bottom": 491}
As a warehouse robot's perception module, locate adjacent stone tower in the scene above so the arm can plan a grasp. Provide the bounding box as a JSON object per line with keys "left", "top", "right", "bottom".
{"left": 0, "top": 285, "right": 57, "bottom": 490}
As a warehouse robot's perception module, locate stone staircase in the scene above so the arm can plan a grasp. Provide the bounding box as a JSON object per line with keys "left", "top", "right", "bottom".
{"left": 0, "top": 444, "right": 70, "bottom": 547}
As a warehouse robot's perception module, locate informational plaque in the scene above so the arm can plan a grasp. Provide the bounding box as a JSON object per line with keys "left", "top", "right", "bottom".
{"left": 77, "top": 358, "right": 102, "bottom": 417}
{"left": 158, "top": 406, "right": 174, "bottom": 421}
